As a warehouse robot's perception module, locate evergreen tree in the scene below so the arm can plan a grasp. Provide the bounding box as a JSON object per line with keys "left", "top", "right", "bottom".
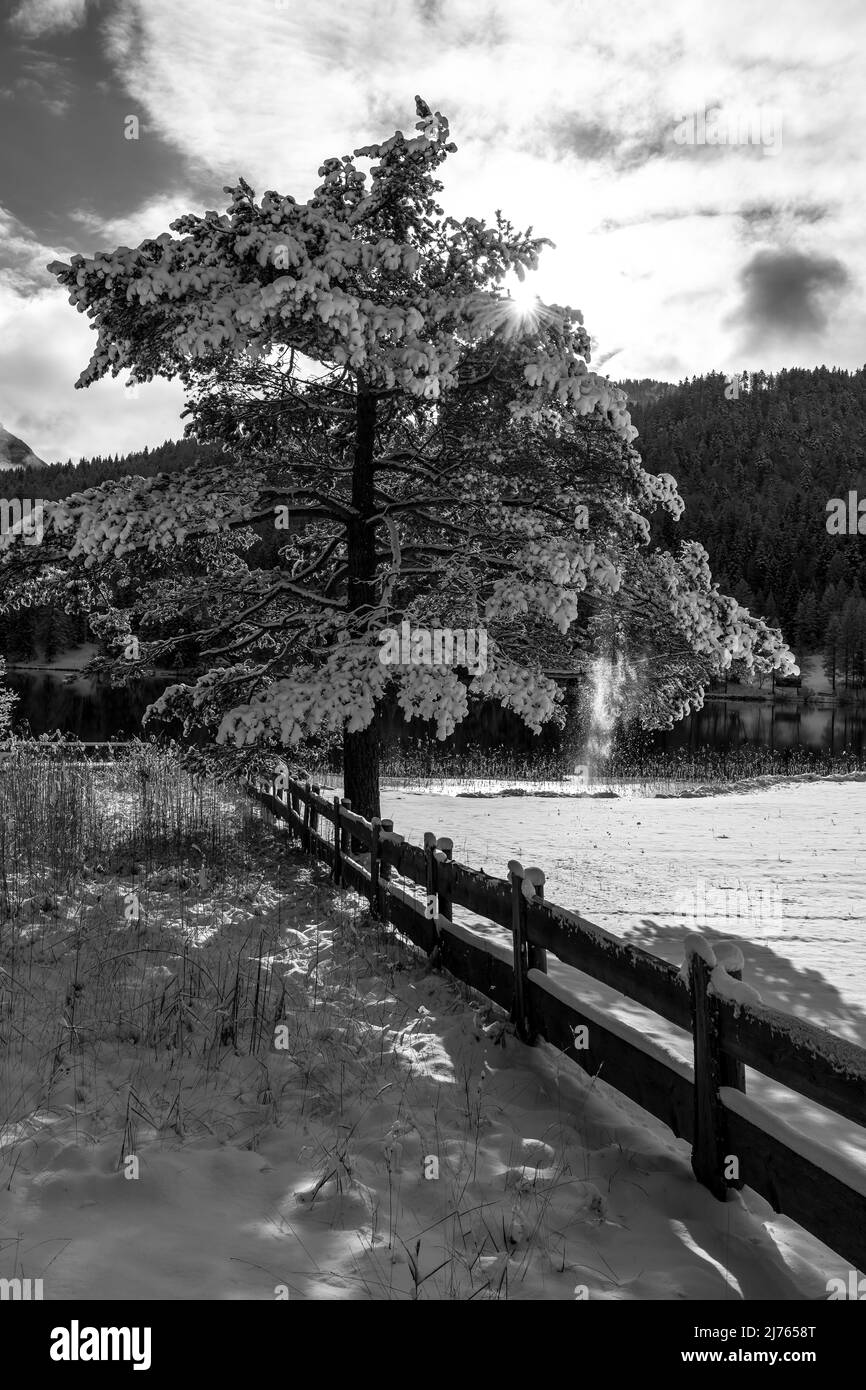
{"left": 794, "top": 590, "right": 819, "bottom": 651}
{"left": 0, "top": 101, "right": 796, "bottom": 814}
{"left": 823, "top": 614, "right": 841, "bottom": 691}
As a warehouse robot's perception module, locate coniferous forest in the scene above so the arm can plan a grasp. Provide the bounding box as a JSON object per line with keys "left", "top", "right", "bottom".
{"left": 628, "top": 368, "right": 866, "bottom": 688}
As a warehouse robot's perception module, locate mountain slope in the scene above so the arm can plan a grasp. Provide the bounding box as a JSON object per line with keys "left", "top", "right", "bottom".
{"left": 0, "top": 424, "right": 46, "bottom": 471}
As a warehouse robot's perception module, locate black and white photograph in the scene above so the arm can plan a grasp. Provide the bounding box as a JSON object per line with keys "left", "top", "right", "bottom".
{"left": 0, "top": 0, "right": 864, "bottom": 1347}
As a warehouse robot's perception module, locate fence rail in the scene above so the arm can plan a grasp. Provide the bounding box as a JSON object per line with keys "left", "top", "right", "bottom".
{"left": 247, "top": 772, "right": 866, "bottom": 1275}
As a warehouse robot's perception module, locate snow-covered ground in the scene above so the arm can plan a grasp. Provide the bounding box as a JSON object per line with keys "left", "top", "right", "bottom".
{"left": 2, "top": 768, "right": 863, "bottom": 1299}
{"left": 374, "top": 776, "right": 866, "bottom": 1169}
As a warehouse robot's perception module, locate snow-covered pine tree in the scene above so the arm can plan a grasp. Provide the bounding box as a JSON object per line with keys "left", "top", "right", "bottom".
{"left": 0, "top": 99, "right": 796, "bottom": 816}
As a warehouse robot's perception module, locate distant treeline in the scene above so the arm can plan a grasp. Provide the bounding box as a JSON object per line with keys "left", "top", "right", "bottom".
{"left": 621, "top": 367, "right": 866, "bottom": 688}
{"left": 0, "top": 436, "right": 205, "bottom": 502}
{"left": 0, "top": 438, "right": 211, "bottom": 661}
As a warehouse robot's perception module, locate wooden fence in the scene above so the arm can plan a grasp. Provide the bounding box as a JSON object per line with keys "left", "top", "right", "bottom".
{"left": 249, "top": 772, "right": 866, "bottom": 1276}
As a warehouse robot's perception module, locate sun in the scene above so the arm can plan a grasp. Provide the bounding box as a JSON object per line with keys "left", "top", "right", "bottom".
{"left": 490, "top": 271, "right": 547, "bottom": 341}
{"left": 504, "top": 273, "right": 540, "bottom": 319}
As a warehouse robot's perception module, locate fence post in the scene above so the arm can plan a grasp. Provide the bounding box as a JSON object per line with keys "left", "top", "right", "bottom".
{"left": 715, "top": 947, "right": 746, "bottom": 1191}
{"left": 525, "top": 868, "right": 547, "bottom": 978}
{"left": 436, "top": 838, "right": 453, "bottom": 924}
{"left": 302, "top": 782, "right": 312, "bottom": 853}
{"left": 435, "top": 838, "right": 453, "bottom": 969}
{"left": 689, "top": 950, "right": 734, "bottom": 1200}
{"left": 424, "top": 832, "right": 439, "bottom": 958}
{"left": 369, "top": 817, "right": 381, "bottom": 916}
{"left": 340, "top": 799, "right": 352, "bottom": 854}
{"left": 508, "top": 860, "right": 534, "bottom": 1043}
{"left": 278, "top": 776, "right": 291, "bottom": 837}
{"left": 290, "top": 782, "right": 300, "bottom": 829}
{"left": 310, "top": 785, "right": 320, "bottom": 843}
{"left": 379, "top": 818, "right": 393, "bottom": 923}
{"left": 332, "top": 795, "right": 343, "bottom": 885}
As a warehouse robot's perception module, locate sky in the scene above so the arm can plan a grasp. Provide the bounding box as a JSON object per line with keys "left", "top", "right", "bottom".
{"left": 0, "top": 0, "right": 864, "bottom": 463}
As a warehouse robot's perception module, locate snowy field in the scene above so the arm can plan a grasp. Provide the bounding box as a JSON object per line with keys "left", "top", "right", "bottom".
{"left": 1, "top": 763, "right": 863, "bottom": 1300}
{"left": 375, "top": 776, "right": 866, "bottom": 1172}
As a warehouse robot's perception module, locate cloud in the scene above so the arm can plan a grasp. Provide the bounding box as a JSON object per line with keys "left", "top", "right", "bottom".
{"left": 8, "top": 53, "right": 77, "bottom": 114}
{"left": 739, "top": 202, "right": 830, "bottom": 230}
{"left": 4, "top": 0, "right": 866, "bottom": 457}
{"left": 0, "top": 206, "right": 59, "bottom": 293}
{"left": 595, "top": 347, "right": 624, "bottom": 368}
{"left": 0, "top": 281, "right": 186, "bottom": 462}
{"left": 10, "top": 0, "right": 89, "bottom": 37}
{"left": 730, "top": 248, "right": 852, "bottom": 345}
{"left": 544, "top": 113, "right": 672, "bottom": 173}
{"left": 0, "top": 207, "right": 185, "bottom": 462}
{"left": 0, "top": 279, "right": 186, "bottom": 462}
{"left": 66, "top": 194, "right": 202, "bottom": 252}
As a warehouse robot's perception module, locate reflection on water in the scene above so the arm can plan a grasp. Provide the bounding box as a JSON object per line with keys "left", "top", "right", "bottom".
{"left": 654, "top": 699, "right": 866, "bottom": 757}
{"left": 6, "top": 671, "right": 176, "bottom": 740}
{"left": 6, "top": 669, "right": 866, "bottom": 758}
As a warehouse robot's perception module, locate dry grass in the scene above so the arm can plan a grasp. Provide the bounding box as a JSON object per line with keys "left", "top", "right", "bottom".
{"left": 0, "top": 744, "right": 615, "bottom": 1301}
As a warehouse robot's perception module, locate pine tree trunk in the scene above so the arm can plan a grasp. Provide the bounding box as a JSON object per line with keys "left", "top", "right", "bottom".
{"left": 343, "top": 384, "right": 382, "bottom": 820}
{"left": 343, "top": 720, "right": 381, "bottom": 821}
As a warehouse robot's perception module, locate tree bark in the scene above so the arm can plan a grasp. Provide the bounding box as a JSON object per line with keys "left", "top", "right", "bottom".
{"left": 343, "top": 385, "right": 382, "bottom": 819}
{"left": 343, "top": 719, "right": 381, "bottom": 822}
